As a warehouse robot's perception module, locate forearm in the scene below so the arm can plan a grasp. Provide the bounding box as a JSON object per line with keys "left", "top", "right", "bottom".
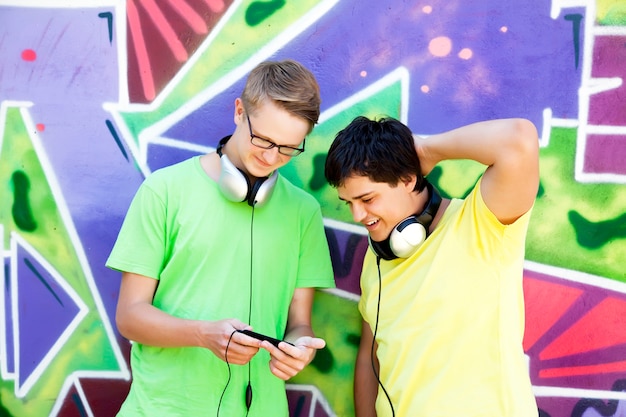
{"left": 354, "top": 354, "right": 378, "bottom": 417}
{"left": 354, "top": 320, "right": 378, "bottom": 417}
{"left": 284, "top": 287, "right": 317, "bottom": 345}
{"left": 116, "top": 302, "right": 205, "bottom": 348}
{"left": 417, "top": 118, "right": 538, "bottom": 171}
{"left": 418, "top": 118, "right": 539, "bottom": 222}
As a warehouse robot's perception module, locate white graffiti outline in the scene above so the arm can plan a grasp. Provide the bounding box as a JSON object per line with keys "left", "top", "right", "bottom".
{"left": 0, "top": 101, "right": 130, "bottom": 407}
{"left": 103, "top": 0, "right": 341, "bottom": 177}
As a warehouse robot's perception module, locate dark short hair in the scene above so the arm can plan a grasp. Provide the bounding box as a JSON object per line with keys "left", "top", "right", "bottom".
{"left": 324, "top": 116, "right": 425, "bottom": 190}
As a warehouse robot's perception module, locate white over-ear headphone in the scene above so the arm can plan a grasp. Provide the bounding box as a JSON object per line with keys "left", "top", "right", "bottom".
{"left": 216, "top": 136, "right": 277, "bottom": 207}
{"left": 369, "top": 181, "right": 442, "bottom": 260}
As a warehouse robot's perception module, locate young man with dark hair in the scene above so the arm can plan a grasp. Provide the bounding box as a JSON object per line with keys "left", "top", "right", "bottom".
{"left": 107, "top": 60, "right": 335, "bottom": 416}
{"left": 325, "top": 116, "right": 539, "bottom": 416}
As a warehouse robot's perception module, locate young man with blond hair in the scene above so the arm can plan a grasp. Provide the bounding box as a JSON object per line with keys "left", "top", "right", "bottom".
{"left": 107, "top": 60, "right": 335, "bottom": 416}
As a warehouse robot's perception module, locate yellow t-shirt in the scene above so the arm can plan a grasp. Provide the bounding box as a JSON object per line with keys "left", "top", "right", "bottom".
{"left": 358, "top": 180, "right": 537, "bottom": 417}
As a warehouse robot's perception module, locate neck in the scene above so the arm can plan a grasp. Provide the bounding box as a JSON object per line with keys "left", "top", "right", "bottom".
{"left": 409, "top": 187, "right": 430, "bottom": 216}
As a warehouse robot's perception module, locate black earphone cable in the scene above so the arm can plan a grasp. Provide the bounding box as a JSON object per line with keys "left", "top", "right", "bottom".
{"left": 245, "top": 206, "right": 255, "bottom": 413}
{"left": 217, "top": 330, "right": 238, "bottom": 417}
{"left": 216, "top": 206, "right": 255, "bottom": 417}
{"left": 371, "top": 256, "right": 395, "bottom": 416}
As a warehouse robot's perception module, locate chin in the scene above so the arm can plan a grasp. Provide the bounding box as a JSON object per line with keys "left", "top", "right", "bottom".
{"left": 249, "top": 161, "right": 279, "bottom": 178}
{"left": 243, "top": 164, "right": 268, "bottom": 179}
{"left": 253, "top": 169, "right": 274, "bottom": 179}
{"left": 371, "top": 226, "right": 395, "bottom": 242}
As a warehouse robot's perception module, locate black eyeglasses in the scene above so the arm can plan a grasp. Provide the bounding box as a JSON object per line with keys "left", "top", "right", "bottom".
{"left": 246, "top": 113, "right": 305, "bottom": 156}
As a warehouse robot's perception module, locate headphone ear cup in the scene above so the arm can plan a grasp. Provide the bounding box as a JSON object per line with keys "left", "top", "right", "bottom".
{"left": 389, "top": 217, "right": 427, "bottom": 258}
{"left": 218, "top": 153, "right": 278, "bottom": 207}
{"left": 368, "top": 235, "right": 398, "bottom": 261}
{"left": 370, "top": 182, "right": 441, "bottom": 261}
{"left": 218, "top": 153, "right": 250, "bottom": 203}
{"left": 248, "top": 170, "right": 278, "bottom": 207}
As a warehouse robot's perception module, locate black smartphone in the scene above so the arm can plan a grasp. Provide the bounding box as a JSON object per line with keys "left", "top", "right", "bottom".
{"left": 237, "top": 330, "right": 293, "bottom": 348}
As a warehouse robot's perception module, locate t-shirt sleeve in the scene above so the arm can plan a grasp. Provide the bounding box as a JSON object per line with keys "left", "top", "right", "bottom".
{"left": 105, "top": 181, "right": 167, "bottom": 279}
{"left": 295, "top": 205, "right": 336, "bottom": 289}
{"left": 471, "top": 178, "right": 533, "bottom": 258}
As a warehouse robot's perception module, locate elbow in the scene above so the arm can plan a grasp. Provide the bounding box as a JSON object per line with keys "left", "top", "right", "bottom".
{"left": 508, "top": 118, "right": 540, "bottom": 189}
{"left": 115, "top": 308, "right": 133, "bottom": 340}
{"left": 115, "top": 315, "right": 127, "bottom": 339}
{"left": 511, "top": 118, "right": 539, "bottom": 156}
{"left": 500, "top": 118, "right": 539, "bottom": 172}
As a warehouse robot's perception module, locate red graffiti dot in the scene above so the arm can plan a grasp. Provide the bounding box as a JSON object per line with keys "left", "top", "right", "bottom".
{"left": 36, "top": 123, "right": 45, "bottom": 132}
{"left": 21, "top": 49, "right": 37, "bottom": 61}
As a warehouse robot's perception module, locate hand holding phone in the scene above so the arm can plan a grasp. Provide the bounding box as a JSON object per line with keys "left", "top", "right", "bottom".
{"left": 237, "top": 329, "right": 294, "bottom": 348}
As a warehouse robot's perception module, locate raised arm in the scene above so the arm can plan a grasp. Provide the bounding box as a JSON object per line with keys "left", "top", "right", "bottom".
{"left": 415, "top": 118, "right": 539, "bottom": 224}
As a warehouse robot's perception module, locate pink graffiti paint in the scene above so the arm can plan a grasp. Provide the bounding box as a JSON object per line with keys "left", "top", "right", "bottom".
{"left": 128, "top": 0, "right": 156, "bottom": 101}
{"left": 204, "top": 0, "right": 225, "bottom": 13}
{"left": 21, "top": 49, "right": 37, "bottom": 61}
{"left": 168, "top": 0, "right": 208, "bottom": 34}
{"left": 139, "top": 0, "right": 188, "bottom": 62}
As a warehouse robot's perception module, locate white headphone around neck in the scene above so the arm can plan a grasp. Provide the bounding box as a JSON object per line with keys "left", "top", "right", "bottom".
{"left": 216, "top": 136, "right": 277, "bottom": 207}
{"left": 368, "top": 181, "right": 442, "bottom": 260}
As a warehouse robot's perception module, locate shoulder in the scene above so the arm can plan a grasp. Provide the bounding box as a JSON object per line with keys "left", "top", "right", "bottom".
{"left": 432, "top": 181, "right": 480, "bottom": 230}
{"left": 130, "top": 158, "right": 201, "bottom": 208}
{"left": 441, "top": 179, "right": 529, "bottom": 231}
{"left": 148, "top": 157, "right": 197, "bottom": 179}
{"left": 143, "top": 157, "right": 198, "bottom": 188}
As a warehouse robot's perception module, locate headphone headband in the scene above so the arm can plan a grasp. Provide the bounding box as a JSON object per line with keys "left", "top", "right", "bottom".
{"left": 216, "top": 135, "right": 229, "bottom": 157}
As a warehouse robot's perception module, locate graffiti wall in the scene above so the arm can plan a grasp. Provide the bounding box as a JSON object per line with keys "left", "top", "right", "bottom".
{"left": 0, "top": 0, "right": 625, "bottom": 416}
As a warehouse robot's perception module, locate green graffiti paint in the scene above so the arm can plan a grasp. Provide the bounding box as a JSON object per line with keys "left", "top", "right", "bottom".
{"left": 0, "top": 393, "right": 12, "bottom": 417}
{"left": 309, "top": 153, "right": 327, "bottom": 191}
{"left": 346, "top": 333, "right": 360, "bottom": 347}
{"left": 537, "top": 181, "right": 545, "bottom": 198}
{"left": 245, "top": 0, "right": 286, "bottom": 26}
{"left": 98, "top": 11, "right": 114, "bottom": 44}
{"left": 310, "top": 345, "right": 334, "bottom": 373}
{"left": 568, "top": 210, "right": 626, "bottom": 249}
{"left": 11, "top": 170, "right": 37, "bottom": 232}
{"left": 428, "top": 166, "right": 476, "bottom": 200}
{"left": 106, "top": 119, "right": 129, "bottom": 161}
{"left": 564, "top": 14, "right": 583, "bottom": 69}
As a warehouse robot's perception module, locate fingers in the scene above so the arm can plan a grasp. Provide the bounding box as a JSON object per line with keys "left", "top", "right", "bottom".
{"left": 264, "top": 344, "right": 304, "bottom": 380}
{"left": 218, "top": 328, "right": 262, "bottom": 365}
{"left": 222, "top": 337, "right": 260, "bottom": 365}
{"left": 300, "top": 336, "right": 326, "bottom": 350}
{"left": 260, "top": 337, "right": 326, "bottom": 380}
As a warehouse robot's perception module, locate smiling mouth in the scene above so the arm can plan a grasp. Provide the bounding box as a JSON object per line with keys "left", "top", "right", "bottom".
{"left": 365, "top": 219, "right": 379, "bottom": 227}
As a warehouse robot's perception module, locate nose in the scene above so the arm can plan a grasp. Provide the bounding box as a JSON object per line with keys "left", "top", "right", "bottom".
{"left": 262, "top": 147, "right": 282, "bottom": 165}
{"left": 350, "top": 203, "right": 367, "bottom": 223}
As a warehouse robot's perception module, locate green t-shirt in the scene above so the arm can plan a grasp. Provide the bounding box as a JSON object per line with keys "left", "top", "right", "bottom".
{"left": 107, "top": 156, "right": 335, "bottom": 416}
{"left": 359, "top": 179, "right": 537, "bottom": 417}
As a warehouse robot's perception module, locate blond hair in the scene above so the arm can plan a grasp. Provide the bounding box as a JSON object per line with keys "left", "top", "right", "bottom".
{"left": 241, "top": 59, "right": 321, "bottom": 133}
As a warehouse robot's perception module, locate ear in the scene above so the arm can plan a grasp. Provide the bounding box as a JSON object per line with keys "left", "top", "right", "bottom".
{"left": 234, "top": 98, "right": 245, "bottom": 124}
{"left": 402, "top": 175, "right": 418, "bottom": 193}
